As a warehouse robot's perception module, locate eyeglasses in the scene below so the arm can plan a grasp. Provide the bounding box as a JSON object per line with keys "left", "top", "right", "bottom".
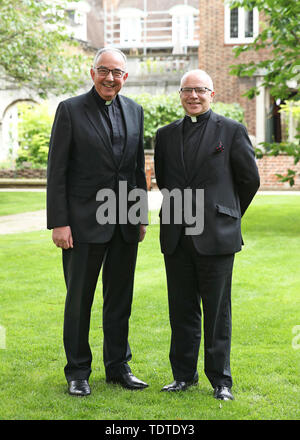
{"left": 94, "top": 66, "right": 126, "bottom": 78}
{"left": 180, "top": 87, "right": 212, "bottom": 95}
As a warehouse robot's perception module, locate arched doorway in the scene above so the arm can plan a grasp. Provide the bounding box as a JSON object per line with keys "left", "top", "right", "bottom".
{"left": 1, "top": 100, "right": 36, "bottom": 163}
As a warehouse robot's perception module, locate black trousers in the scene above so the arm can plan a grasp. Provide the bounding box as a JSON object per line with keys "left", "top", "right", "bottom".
{"left": 62, "top": 225, "right": 138, "bottom": 382}
{"left": 164, "top": 232, "right": 234, "bottom": 388}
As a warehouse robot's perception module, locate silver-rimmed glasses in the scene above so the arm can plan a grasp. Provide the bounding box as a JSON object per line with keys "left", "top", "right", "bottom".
{"left": 94, "top": 67, "right": 126, "bottom": 78}
{"left": 180, "top": 87, "right": 212, "bottom": 95}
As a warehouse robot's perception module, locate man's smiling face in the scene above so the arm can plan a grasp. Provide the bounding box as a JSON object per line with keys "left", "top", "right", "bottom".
{"left": 90, "top": 51, "right": 128, "bottom": 101}
{"left": 180, "top": 71, "right": 214, "bottom": 116}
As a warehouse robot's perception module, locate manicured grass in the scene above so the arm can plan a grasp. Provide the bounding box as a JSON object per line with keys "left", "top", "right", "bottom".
{"left": 0, "top": 191, "right": 46, "bottom": 216}
{"left": 0, "top": 194, "right": 299, "bottom": 420}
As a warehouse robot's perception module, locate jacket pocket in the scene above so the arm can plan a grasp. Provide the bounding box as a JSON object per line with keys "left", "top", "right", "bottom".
{"left": 216, "top": 204, "right": 240, "bottom": 219}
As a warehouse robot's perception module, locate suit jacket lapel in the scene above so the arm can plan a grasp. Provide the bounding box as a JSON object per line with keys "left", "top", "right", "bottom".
{"left": 83, "top": 89, "right": 117, "bottom": 165}
{"left": 187, "top": 111, "right": 222, "bottom": 185}
{"left": 117, "top": 95, "right": 129, "bottom": 168}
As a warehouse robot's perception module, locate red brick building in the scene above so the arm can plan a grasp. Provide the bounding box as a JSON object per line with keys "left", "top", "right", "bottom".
{"left": 196, "top": 0, "right": 299, "bottom": 189}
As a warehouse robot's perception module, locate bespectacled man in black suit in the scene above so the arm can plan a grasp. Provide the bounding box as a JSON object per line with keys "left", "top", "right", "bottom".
{"left": 47, "top": 48, "right": 148, "bottom": 396}
{"left": 155, "top": 70, "right": 260, "bottom": 400}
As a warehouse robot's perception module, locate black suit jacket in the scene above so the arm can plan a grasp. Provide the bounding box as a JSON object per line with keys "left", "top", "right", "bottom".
{"left": 154, "top": 111, "right": 260, "bottom": 255}
{"left": 47, "top": 88, "right": 147, "bottom": 243}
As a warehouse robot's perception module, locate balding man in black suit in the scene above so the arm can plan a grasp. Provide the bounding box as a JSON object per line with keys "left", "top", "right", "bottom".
{"left": 155, "top": 69, "right": 260, "bottom": 400}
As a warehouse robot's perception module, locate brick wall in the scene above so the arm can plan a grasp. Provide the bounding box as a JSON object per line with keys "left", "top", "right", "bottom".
{"left": 1, "top": 155, "right": 299, "bottom": 190}
{"left": 0, "top": 169, "right": 46, "bottom": 179}
{"left": 144, "top": 152, "right": 300, "bottom": 191}
{"left": 198, "top": 0, "right": 272, "bottom": 137}
{"left": 256, "top": 155, "right": 300, "bottom": 190}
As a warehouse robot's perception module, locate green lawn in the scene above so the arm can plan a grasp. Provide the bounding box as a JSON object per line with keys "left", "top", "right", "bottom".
{"left": 0, "top": 193, "right": 299, "bottom": 420}
{"left": 0, "top": 190, "right": 46, "bottom": 216}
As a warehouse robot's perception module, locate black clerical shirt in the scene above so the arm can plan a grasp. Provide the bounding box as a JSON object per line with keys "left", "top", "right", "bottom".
{"left": 92, "top": 86, "right": 126, "bottom": 165}
{"left": 182, "top": 109, "right": 211, "bottom": 175}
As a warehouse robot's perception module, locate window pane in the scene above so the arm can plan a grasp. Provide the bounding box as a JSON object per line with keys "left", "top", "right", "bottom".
{"left": 230, "top": 8, "right": 239, "bottom": 38}
{"left": 172, "top": 15, "right": 194, "bottom": 44}
{"left": 67, "top": 10, "right": 75, "bottom": 24}
{"left": 184, "top": 17, "right": 189, "bottom": 41}
{"left": 120, "top": 17, "right": 141, "bottom": 43}
{"left": 245, "top": 10, "right": 253, "bottom": 38}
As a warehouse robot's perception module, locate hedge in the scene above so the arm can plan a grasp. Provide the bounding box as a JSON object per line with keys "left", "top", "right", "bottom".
{"left": 14, "top": 94, "right": 245, "bottom": 166}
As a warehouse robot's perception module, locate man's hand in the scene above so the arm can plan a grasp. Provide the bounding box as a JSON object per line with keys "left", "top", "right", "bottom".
{"left": 139, "top": 225, "right": 147, "bottom": 242}
{"left": 52, "top": 226, "right": 73, "bottom": 249}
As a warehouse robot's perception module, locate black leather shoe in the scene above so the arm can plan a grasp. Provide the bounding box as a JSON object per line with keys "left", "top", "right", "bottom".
{"left": 68, "top": 379, "right": 91, "bottom": 396}
{"left": 106, "top": 373, "right": 148, "bottom": 390}
{"left": 214, "top": 386, "right": 234, "bottom": 401}
{"left": 161, "top": 376, "right": 198, "bottom": 392}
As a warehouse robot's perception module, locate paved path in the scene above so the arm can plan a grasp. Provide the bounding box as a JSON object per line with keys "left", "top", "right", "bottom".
{"left": 0, "top": 191, "right": 163, "bottom": 235}
{"left": 0, "top": 190, "right": 299, "bottom": 234}
{"left": 0, "top": 210, "right": 47, "bottom": 235}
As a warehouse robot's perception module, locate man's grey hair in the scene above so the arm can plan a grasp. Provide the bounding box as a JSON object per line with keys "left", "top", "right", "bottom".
{"left": 93, "top": 47, "right": 127, "bottom": 69}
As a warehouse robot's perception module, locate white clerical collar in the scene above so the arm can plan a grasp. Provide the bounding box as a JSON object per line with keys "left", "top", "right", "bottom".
{"left": 105, "top": 100, "right": 112, "bottom": 106}
{"left": 186, "top": 109, "right": 210, "bottom": 123}
{"left": 185, "top": 114, "right": 198, "bottom": 123}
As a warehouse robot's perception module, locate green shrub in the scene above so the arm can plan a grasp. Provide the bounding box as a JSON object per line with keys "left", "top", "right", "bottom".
{"left": 15, "top": 96, "right": 245, "bottom": 166}
{"left": 129, "top": 92, "right": 245, "bottom": 149}
{"left": 127, "top": 93, "right": 184, "bottom": 149}
{"left": 16, "top": 102, "right": 54, "bottom": 168}
{"left": 211, "top": 101, "right": 245, "bottom": 124}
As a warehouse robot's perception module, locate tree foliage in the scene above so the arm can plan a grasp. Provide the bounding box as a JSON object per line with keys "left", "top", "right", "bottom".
{"left": 256, "top": 102, "right": 300, "bottom": 186}
{"left": 229, "top": 0, "right": 300, "bottom": 101}
{"left": 0, "top": 0, "right": 89, "bottom": 98}
{"left": 229, "top": 0, "right": 300, "bottom": 185}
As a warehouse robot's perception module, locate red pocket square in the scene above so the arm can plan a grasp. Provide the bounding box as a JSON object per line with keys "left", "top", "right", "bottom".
{"left": 215, "top": 142, "right": 224, "bottom": 153}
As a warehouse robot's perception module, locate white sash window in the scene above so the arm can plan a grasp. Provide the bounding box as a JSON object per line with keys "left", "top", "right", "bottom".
{"left": 224, "top": 4, "right": 259, "bottom": 44}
